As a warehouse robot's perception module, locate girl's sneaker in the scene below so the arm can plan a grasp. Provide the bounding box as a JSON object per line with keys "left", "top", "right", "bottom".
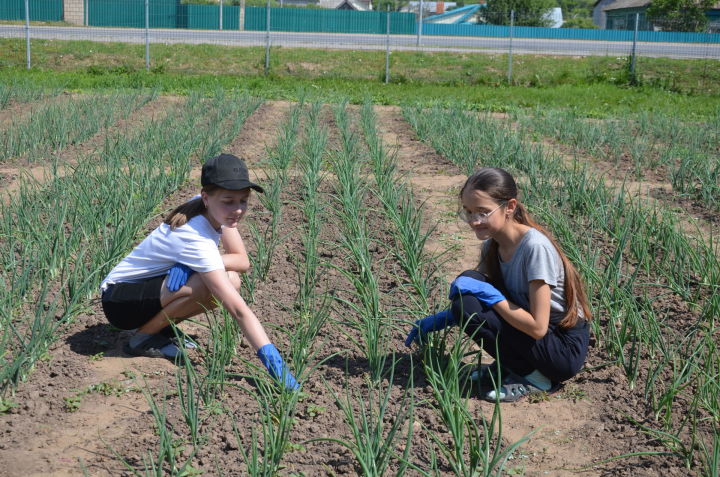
{"left": 482, "top": 373, "right": 560, "bottom": 402}
{"left": 470, "top": 363, "right": 509, "bottom": 391}
{"left": 159, "top": 326, "right": 197, "bottom": 349}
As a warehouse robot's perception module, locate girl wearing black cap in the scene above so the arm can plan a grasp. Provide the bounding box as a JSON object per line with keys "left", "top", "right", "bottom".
{"left": 100, "top": 154, "right": 298, "bottom": 390}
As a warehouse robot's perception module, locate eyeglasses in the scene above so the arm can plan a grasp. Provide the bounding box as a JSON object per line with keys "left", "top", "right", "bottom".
{"left": 457, "top": 203, "right": 505, "bottom": 223}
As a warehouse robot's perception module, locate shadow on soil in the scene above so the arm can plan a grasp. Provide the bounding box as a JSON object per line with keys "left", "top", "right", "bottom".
{"left": 66, "top": 323, "right": 131, "bottom": 358}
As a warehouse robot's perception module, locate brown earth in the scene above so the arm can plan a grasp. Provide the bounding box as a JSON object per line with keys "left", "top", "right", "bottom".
{"left": 0, "top": 101, "right": 707, "bottom": 476}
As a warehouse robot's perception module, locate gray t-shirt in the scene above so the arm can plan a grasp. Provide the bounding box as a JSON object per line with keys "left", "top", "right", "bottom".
{"left": 483, "top": 228, "right": 570, "bottom": 325}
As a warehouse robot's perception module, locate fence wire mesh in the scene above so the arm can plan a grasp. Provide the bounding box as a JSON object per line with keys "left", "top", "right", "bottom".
{"left": 1, "top": 0, "right": 718, "bottom": 88}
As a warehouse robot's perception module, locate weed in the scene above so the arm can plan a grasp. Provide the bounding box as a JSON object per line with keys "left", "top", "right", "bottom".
{"left": 63, "top": 394, "right": 82, "bottom": 412}
{"left": 0, "top": 397, "right": 18, "bottom": 414}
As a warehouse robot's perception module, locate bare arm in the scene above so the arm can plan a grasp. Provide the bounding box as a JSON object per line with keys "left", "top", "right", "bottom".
{"left": 200, "top": 269, "right": 269, "bottom": 350}
{"left": 220, "top": 226, "right": 251, "bottom": 273}
{"left": 492, "top": 280, "right": 551, "bottom": 340}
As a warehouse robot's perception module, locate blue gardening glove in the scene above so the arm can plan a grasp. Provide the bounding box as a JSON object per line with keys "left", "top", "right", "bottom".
{"left": 404, "top": 309, "right": 456, "bottom": 347}
{"left": 448, "top": 276, "right": 506, "bottom": 306}
{"left": 166, "top": 263, "right": 195, "bottom": 292}
{"left": 257, "top": 344, "right": 300, "bottom": 391}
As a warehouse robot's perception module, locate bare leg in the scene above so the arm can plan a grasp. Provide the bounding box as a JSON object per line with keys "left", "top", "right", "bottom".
{"left": 136, "top": 271, "right": 241, "bottom": 335}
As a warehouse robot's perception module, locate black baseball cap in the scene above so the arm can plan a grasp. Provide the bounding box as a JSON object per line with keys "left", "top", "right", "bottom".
{"left": 201, "top": 154, "right": 264, "bottom": 193}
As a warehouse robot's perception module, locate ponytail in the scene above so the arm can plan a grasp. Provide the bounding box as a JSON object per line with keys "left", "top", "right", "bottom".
{"left": 512, "top": 203, "right": 592, "bottom": 328}
{"left": 164, "top": 186, "right": 219, "bottom": 229}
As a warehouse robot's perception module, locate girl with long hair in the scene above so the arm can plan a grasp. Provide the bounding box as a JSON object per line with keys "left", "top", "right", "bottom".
{"left": 405, "top": 167, "right": 591, "bottom": 402}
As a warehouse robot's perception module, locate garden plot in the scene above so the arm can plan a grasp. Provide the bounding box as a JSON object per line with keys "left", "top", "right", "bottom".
{"left": 0, "top": 94, "right": 177, "bottom": 198}
{"left": 511, "top": 109, "right": 720, "bottom": 222}
{"left": 0, "top": 90, "right": 161, "bottom": 164}
{"left": 0, "top": 80, "right": 64, "bottom": 128}
{"left": 0, "top": 94, "right": 718, "bottom": 477}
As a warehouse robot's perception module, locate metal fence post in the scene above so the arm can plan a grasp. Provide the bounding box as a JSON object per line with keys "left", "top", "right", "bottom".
{"left": 220, "top": 0, "right": 223, "bottom": 30}
{"left": 24, "top": 0, "right": 31, "bottom": 69}
{"left": 507, "top": 10, "right": 514, "bottom": 84}
{"left": 239, "top": 0, "right": 245, "bottom": 31}
{"left": 416, "top": 0, "right": 423, "bottom": 47}
{"left": 265, "top": 0, "right": 271, "bottom": 75}
{"left": 84, "top": 0, "right": 88, "bottom": 26}
{"left": 385, "top": 6, "right": 391, "bottom": 84}
{"left": 630, "top": 12, "right": 639, "bottom": 80}
{"left": 145, "top": 0, "right": 150, "bottom": 71}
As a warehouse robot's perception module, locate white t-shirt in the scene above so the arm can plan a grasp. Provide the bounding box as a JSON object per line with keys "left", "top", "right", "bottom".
{"left": 101, "top": 214, "right": 224, "bottom": 290}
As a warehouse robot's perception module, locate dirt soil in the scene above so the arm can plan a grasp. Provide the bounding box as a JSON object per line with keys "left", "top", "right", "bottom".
{"left": 0, "top": 102, "right": 702, "bottom": 476}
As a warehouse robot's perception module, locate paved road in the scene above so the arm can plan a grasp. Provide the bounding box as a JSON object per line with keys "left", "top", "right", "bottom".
{"left": 1, "top": 25, "right": 718, "bottom": 59}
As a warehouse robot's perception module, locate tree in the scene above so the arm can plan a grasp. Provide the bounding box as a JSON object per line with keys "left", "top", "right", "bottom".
{"left": 374, "top": 0, "right": 410, "bottom": 11}
{"left": 646, "top": 0, "right": 714, "bottom": 32}
{"left": 555, "top": 0, "right": 595, "bottom": 25}
{"left": 481, "top": 0, "right": 557, "bottom": 26}
{"left": 556, "top": 0, "right": 595, "bottom": 17}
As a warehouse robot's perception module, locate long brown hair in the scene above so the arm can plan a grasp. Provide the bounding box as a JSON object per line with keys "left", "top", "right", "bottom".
{"left": 164, "top": 185, "right": 220, "bottom": 229}
{"left": 460, "top": 167, "right": 592, "bottom": 329}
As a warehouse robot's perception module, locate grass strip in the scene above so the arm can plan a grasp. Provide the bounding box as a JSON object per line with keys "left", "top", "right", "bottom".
{"left": 2, "top": 64, "right": 720, "bottom": 118}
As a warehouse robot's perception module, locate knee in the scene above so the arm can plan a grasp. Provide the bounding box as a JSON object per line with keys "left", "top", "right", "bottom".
{"left": 227, "top": 271, "right": 242, "bottom": 292}
{"left": 457, "top": 269, "right": 489, "bottom": 282}
{"left": 451, "top": 293, "right": 485, "bottom": 325}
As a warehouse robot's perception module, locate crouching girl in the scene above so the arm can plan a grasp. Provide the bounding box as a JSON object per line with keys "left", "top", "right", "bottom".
{"left": 405, "top": 167, "right": 591, "bottom": 402}
{"left": 100, "top": 153, "right": 297, "bottom": 390}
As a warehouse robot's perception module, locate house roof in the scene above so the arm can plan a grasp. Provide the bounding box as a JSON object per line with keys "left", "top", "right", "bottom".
{"left": 603, "top": 0, "right": 650, "bottom": 11}
{"left": 601, "top": 0, "right": 720, "bottom": 10}
{"left": 318, "top": 0, "right": 371, "bottom": 9}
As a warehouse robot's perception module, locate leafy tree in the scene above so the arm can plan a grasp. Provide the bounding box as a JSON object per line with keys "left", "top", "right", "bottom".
{"left": 646, "top": 0, "right": 714, "bottom": 32}
{"left": 374, "top": 0, "right": 410, "bottom": 11}
{"left": 556, "top": 0, "right": 595, "bottom": 16}
{"left": 555, "top": 0, "right": 595, "bottom": 25}
{"left": 480, "top": 0, "right": 557, "bottom": 26}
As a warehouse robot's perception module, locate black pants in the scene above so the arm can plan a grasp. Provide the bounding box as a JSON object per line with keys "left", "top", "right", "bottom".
{"left": 451, "top": 270, "right": 589, "bottom": 383}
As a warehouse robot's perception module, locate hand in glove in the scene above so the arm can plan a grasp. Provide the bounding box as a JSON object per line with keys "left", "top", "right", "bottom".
{"left": 448, "top": 276, "right": 506, "bottom": 306}
{"left": 257, "top": 343, "right": 300, "bottom": 391}
{"left": 404, "top": 309, "right": 456, "bottom": 347}
{"left": 166, "top": 263, "right": 195, "bottom": 292}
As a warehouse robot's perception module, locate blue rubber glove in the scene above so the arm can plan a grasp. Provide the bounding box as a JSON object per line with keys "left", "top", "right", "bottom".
{"left": 448, "top": 276, "right": 506, "bottom": 306}
{"left": 166, "top": 263, "right": 195, "bottom": 292}
{"left": 404, "top": 309, "right": 456, "bottom": 347}
{"left": 257, "top": 344, "right": 300, "bottom": 391}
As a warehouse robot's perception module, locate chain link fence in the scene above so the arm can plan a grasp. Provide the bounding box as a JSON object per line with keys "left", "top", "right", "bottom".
{"left": 1, "top": 0, "right": 718, "bottom": 87}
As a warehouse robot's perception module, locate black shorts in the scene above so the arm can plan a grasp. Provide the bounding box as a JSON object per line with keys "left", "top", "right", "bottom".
{"left": 101, "top": 275, "right": 165, "bottom": 330}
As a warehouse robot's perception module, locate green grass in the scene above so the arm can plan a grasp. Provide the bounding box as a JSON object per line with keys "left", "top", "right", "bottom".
{"left": 1, "top": 38, "right": 719, "bottom": 117}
